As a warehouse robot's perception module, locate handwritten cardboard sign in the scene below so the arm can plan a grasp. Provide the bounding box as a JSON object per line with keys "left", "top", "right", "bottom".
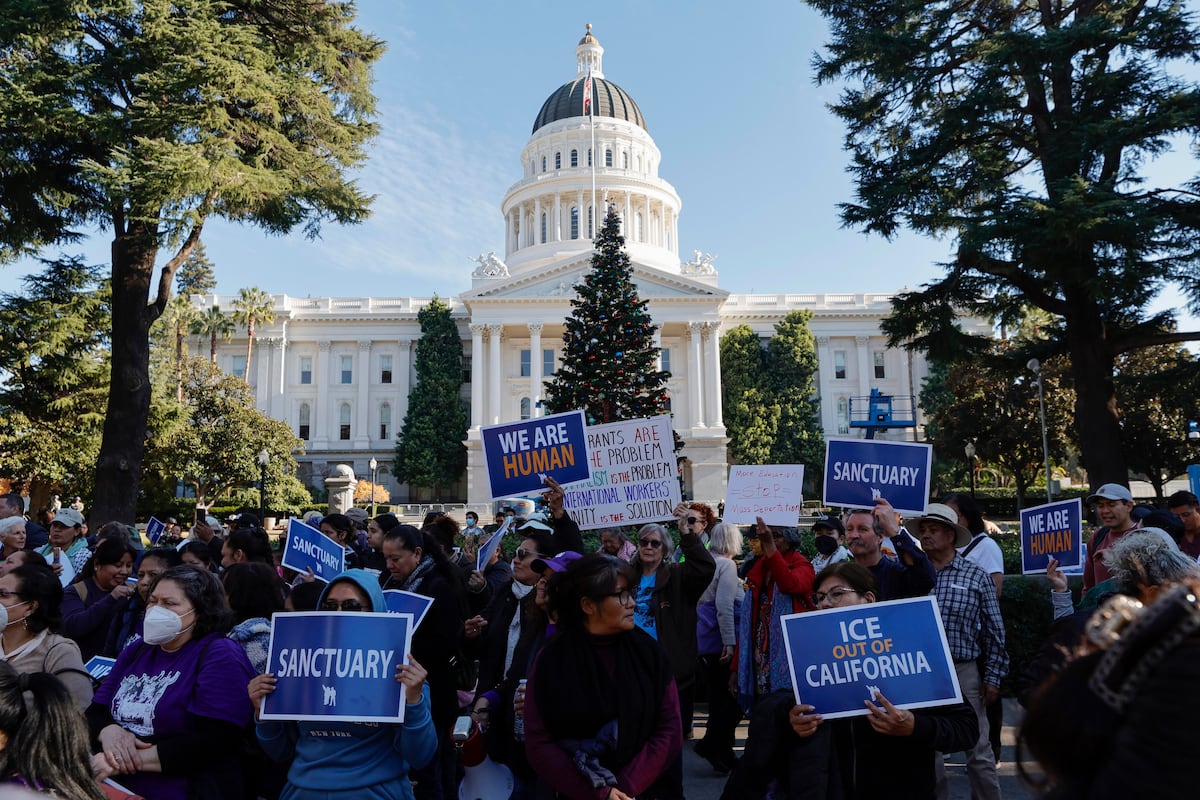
{"left": 561, "top": 415, "right": 680, "bottom": 531}
{"left": 723, "top": 465, "right": 805, "bottom": 526}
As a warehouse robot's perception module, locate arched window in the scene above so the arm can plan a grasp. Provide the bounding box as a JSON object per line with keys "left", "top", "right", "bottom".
{"left": 623, "top": 152, "right": 629, "bottom": 169}
{"left": 380, "top": 402, "right": 391, "bottom": 440}
{"left": 587, "top": 148, "right": 592, "bottom": 167}
{"left": 520, "top": 397, "right": 531, "bottom": 420}
{"left": 541, "top": 156, "right": 546, "bottom": 172}
{"left": 339, "top": 403, "right": 351, "bottom": 440}
{"left": 298, "top": 403, "right": 310, "bottom": 440}
{"left": 588, "top": 206, "right": 593, "bottom": 237}
{"left": 555, "top": 152, "right": 561, "bottom": 169}
{"left": 540, "top": 213, "right": 547, "bottom": 243}
{"left": 570, "top": 149, "right": 578, "bottom": 167}
{"left": 605, "top": 149, "right": 613, "bottom": 167}
{"left": 570, "top": 207, "right": 579, "bottom": 239}
{"left": 635, "top": 212, "right": 643, "bottom": 242}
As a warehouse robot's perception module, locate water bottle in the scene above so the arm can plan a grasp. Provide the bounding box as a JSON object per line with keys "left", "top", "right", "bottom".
{"left": 52, "top": 547, "right": 62, "bottom": 566}
{"left": 513, "top": 678, "right": 528, "bottom": 741}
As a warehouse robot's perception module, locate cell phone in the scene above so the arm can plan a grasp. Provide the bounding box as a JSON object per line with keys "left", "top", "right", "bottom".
{"left": 194, "top": 507, "right": 205, "bottom": 526}
{"left": 451, "top": 715, "right": 473, "bottom": 742}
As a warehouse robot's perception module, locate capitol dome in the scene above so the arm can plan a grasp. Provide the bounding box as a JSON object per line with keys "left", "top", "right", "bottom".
{"left": 532, "top": 77, "right": 646, "bottom": 134}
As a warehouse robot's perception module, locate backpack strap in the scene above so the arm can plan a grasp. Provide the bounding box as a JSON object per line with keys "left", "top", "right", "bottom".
{"left": 960, "top": 534, "right": 986, "bottom": 559}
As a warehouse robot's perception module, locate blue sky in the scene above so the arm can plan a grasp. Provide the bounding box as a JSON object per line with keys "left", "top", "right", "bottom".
{"left": 3, "top": 0, "right": 1197, "bottom": 332}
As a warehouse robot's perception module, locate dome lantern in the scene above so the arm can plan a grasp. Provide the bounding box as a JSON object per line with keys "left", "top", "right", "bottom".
{"left": 576, "top": 23, "right": 604, "bottom": 78}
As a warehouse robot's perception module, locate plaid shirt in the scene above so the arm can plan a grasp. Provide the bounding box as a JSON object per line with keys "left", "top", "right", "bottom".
{"left": 931, "top": 554, "right": 1008, "bottom": 688}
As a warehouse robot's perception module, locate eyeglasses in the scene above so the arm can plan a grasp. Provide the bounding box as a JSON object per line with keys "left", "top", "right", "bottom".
{"left": 810, "top": 587, "right": 862, "bottom": 606}
{"left": 321, "top": 599, "right": 365, "bottom": 612}
{"left": 515, "top": 548, "right": 544, "bottom": 561}
{"left": 638, "top": 538, "right": 664, "bottom": 549}
{"left": 602, "top": 589, "right": 634, "bottom": 604}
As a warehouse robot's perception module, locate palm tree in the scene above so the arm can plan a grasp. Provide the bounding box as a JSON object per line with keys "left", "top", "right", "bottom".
{"left": 231, "top": 287, "right": 276, "bottom": 384}
{"left": 163, "top": 295, "right": 200, "bottom": 400}
{"left": 191, "top": 306, "right": 235, "bottom": 364}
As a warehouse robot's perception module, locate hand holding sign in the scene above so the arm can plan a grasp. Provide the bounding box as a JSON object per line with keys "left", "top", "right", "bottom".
{"left": 864, "top": 690, "right": 916, "bottom": 737}
{"left": 789, "top": 704, "right": 822, "bottom": 738}
{"left": 543, "top": 475, "right": 564, "bottom": 517}
{"left": 395, "top": 654, "right": 427, "bottom": 704}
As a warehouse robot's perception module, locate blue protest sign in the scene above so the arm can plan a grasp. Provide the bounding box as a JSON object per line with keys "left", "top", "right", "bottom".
{"left": 1189, "top": 464, "right": 1200, "bottom": 498}
{"left": 780, "top": 596, "right": 961, "bottom": 720}
{"left": 85, "top": 655, "right": 117, "bottom": 682}
{"left": 823, "top": 438, "right": 933, "bottom": 516}
{"left": 261, "top": 611, "right": 414, "bottom": 723}
{"left": 145, "top": 517, "right": 166, "bottom": 545}
{"left": 476, "top": 518, "right": 511, "bottom": 572}
{"left": 382, "top": 590, "right": 434, "bottom": 630}
{"left": 281, "top": 519, "right": 345, "bottom": 583}
{"left": 1020, "top": 498, "right": 1083, "bottom": 574}
{"left": 480, "top": 411, "right": 591, "bottom": 500}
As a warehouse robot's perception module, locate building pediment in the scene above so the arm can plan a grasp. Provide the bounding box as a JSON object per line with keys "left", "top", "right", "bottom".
{"left": 460, "top": 257, "right": 729, "bottom": 306}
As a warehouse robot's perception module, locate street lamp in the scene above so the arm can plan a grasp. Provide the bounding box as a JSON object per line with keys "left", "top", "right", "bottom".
{"left": 964, "top": 440, "right": 977, "bottom": 499}
{"left": 257, "top": 449, "right": 270, "bottom": 523}
{"left": 1027, "top": 358, "right": 1053, "bottom": 503}
{"left": 369, "top": 457, "right": 378, "bottom": 518}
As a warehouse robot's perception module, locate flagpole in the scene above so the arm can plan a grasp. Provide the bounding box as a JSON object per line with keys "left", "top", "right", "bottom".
{"left": 589, "top": 69, "right": 597, "bottom": 239}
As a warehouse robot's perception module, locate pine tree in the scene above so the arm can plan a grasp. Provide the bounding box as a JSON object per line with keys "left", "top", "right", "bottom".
{"left": 175, "top": 242, "right": 217, "bottom": 297}
{"left": 395, "top": 297, "right": 468, "bottom": 499}
{"left": 543, "top": 207, "right": 670, "bottom": 424}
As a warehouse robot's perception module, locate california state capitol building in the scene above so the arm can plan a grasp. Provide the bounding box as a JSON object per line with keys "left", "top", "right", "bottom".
{"left": 193, "top": 28, "right": 989, "bottom": 507}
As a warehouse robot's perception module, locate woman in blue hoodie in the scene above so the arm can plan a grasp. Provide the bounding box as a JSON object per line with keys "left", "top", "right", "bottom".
{"left": 248, "top": 569, "right": 437, "bottom": 800}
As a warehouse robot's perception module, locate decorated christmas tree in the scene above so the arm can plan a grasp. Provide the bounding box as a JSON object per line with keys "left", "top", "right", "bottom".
{"left": 543, "top": 207, "right": 671, "bottom": 424}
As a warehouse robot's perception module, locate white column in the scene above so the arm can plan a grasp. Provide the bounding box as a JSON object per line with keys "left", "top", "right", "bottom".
{"left": 856, "top": 335, "right": 872, "bottom": 400}
{"left": 488, "top": 324, "right": 503, "bottom": 424}
{"left": 355, "top": 339, "right": 371, "bottom": 447}
{"left": 703, "top": 322, "right": 723, "bottom": 428}
{"left": 469, "top": 325, "right": 485, "bottom": 429}
{"left": 505, "top": 210, "right": 512, "bottom": 256}
{"left": 314, "top": 340, "right": 331, "bottom": 448}
{"left": 576, "top": 191, "right": 584, "bottom": 238}
{"left": 533, "top": 197, "right": 542, "bottom": 244}
{"left": 270, "top": 337, "right": 286, "bottom": 419}
{"left": 652, "top": 329, "right": 662, "bottom": 371}
{"left": 396, "top": 339, "right": 412, "bottom": 432}
{"left": 624, "top": 193, "right": 632, "bottom": 238}
{"left": 816, "top": 336, "right": 835, "bottom": 435}
{"left": 528, "top": 322, "right": 544, "bottom": 418}
{"left": 553, "top": 195, "right": 562, "bottom": 242}
{"left": 687, "top": 322, "right": 706, "bottom": 429}
{"left": 514, "top": 205, "right": 522, "bottom": 250}
{"left": 255, "top": 337, "right": 271, "bottom": 410}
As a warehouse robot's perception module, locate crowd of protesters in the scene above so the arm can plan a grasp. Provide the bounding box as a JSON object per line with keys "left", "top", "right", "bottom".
{"left": 0, "top": 483, "right": 1194, "bottom": 798}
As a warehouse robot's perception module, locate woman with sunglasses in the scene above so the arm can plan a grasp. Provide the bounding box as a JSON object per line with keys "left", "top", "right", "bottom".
{"left": 0, "top": 562, "right": 93, "bottom": 709}
{"left": 735, "top": 517, "right": 815, "bottom": 712}
{"left": 720, "top": 562, "right": 977, "bottom": 800}
{"left": 630, "top": 511, "right": 715, "bottom": 780}
{"left": 465, "top": 529, "right": 556, "bottom": 799}
{"left": 526, "top": 553, "right": 682, "bottom": 800}
{"left": 88, "top": 565, "right": 256, "bottom": 800}
{"left": 249, "top": 569, "right": 435, "bottom": 800}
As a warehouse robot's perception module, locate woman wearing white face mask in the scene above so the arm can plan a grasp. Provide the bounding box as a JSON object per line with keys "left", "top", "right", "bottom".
{"left": 86, "top": 565, "right": 256, "bottom": 800}
{"left": 0, "top": 562, "right": 93, "bottom": 709}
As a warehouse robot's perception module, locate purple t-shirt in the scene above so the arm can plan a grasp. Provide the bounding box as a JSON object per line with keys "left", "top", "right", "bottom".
{"left": 92, "top": 632, "right": 255, "bottom": 800}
